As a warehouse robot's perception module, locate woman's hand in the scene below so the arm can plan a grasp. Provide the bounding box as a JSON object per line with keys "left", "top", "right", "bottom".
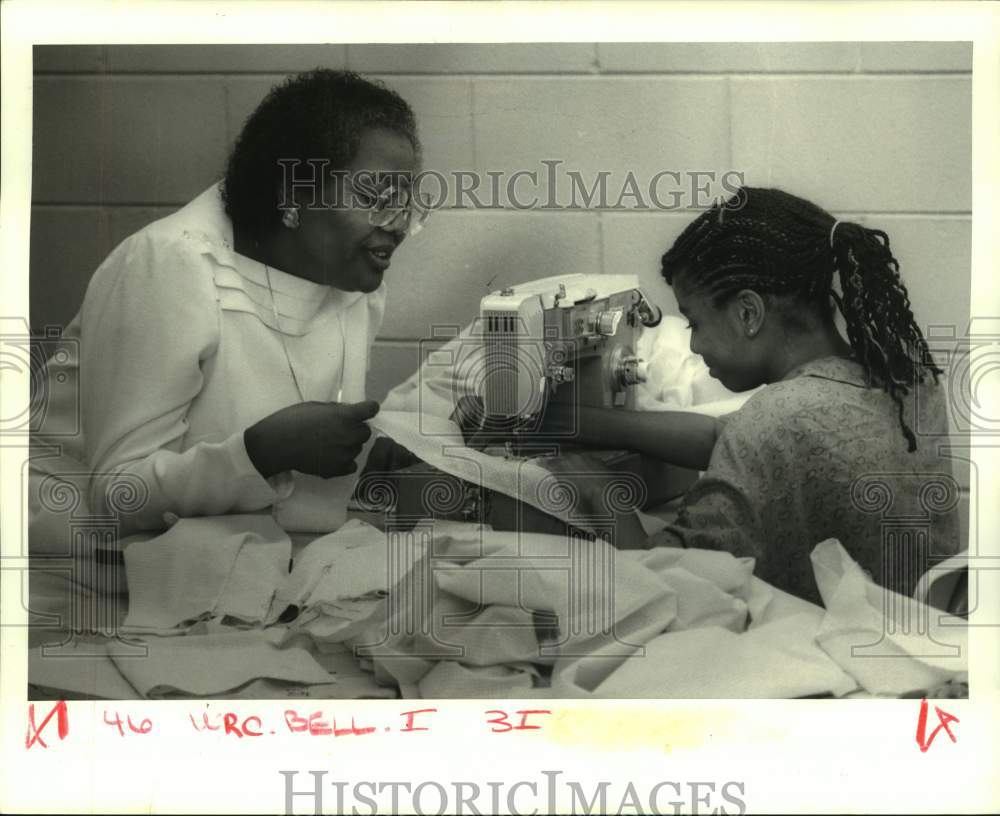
{"left": 244, "top": 400, "right": 379, "bottom": 479}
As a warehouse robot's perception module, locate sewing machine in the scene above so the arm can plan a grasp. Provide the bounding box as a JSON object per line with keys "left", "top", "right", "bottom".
{"left": 478, "top": 273, "right": 660, "bottom": 420}
{"left": 363, "top": 274, "right": 697, "bottom": 532}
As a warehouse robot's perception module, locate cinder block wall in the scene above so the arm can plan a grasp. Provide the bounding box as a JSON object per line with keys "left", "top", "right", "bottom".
{"left": 31, "top": 43, "right": 973, "bottom": 540}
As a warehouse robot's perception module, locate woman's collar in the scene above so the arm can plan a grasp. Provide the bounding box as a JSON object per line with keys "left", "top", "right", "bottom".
{"left": 175, "top": 183, "right": 239, "bottom": 270}
{"left": 179, "top": 183, "right": 373, "bottom": 309}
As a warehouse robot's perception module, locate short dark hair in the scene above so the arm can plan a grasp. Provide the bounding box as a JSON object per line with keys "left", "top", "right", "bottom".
{"left": 661, "top": 186, "right": 941, "bottom": 452}
{"left": 221, "top": 69, "right": 420, "bottom": 236}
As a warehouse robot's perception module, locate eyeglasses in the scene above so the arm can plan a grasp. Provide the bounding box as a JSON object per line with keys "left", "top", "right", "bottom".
{"left": 367, "top": 184, "right": 432, "bottom": 237}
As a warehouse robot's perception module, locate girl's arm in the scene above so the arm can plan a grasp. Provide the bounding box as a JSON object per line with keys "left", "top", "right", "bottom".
{"left": 543, "top": 403, "right": 722, "bottom": 471}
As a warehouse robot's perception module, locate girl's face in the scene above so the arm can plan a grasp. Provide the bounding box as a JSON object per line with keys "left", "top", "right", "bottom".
{"left": 293, "top": 127, "right": 419, "bottom": 292}
{"left": 673, "top": 275, "right": 767, "bottom": 393}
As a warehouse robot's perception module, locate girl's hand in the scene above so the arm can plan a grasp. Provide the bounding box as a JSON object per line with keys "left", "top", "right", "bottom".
{"left": 361, "top": 436, "right": 421, "bottom": 475}
{"left": 451, "top": 395, "right": 520, "bottom": 449}
{"left": 535, "top": 452, "right": 616, "bottom": 517}
{"left": 534, "top": 452, "right": 649, "bottom": 549}
{"left": 244, "top": 400, "right": 379, "bottom": 479}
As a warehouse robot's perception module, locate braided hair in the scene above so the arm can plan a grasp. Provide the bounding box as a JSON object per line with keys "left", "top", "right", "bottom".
{"left": 661, "top": 187, "right": 941, "bottom": 452}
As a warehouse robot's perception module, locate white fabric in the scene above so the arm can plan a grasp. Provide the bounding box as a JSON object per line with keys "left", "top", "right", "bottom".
{"left": 31, "top": 184, "right": 385, "bottom": 538}
{"left": 276, "top": 519, "right": 399, "bottom": 649}
{"left": 110, "top": 628, "right": 334, "bottom": 699}
{"left": 371, "top": 410, "right": 650, "bottom": 534}
{"left": 417, "top": 662, "right": 544, "bottom": 698}
{"left": 360, "top": 523, "right": 761, "bottom": 696}
{"left": 555, "top": 614, "right": 858, "bottom": 699}
{"left": 122, "top": 514, "right": 291, "bottom": 633}
{"left": 29, "top": 641, "right": 142, "bottom": 700}
{"left": 32, "top": 520, "right": 965, "bottom": 699}
{"left": 746, "top": 576, "right": 828, "bottom": 628}
{"left": 275, "top": 519, "right": 390, "bottom": 611}
{"left": 811, "top": 539, "right": 968, "bottom": 695}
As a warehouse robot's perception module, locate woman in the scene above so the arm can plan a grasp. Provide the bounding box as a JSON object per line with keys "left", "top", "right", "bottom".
{"left": 31, "top": 69, "right": 426, "bottom": 541}
{"left": 547, "top": 187, "right": 961, "bottom": 605}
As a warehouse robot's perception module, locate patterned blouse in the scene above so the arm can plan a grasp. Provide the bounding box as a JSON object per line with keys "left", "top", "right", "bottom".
{"left": 650, "top": 356, "right": 962, "bottom": 606}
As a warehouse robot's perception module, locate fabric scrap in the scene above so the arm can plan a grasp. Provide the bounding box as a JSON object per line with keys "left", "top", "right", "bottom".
{"left": 111, "top": 628, "right": 333, "bottom": 699}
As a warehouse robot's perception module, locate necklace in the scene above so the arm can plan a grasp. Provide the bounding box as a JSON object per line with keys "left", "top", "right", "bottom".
{"left": 264, "top": 264, "right": 306, "bottom": 403}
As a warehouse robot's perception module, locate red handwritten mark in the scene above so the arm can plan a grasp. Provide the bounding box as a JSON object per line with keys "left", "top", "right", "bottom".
{"left": 400, "top": 708, "right": 437, "bottom": 732}
{"left": 189, "top": 712, "right": 262, "bottom": 736}
{"left": 515, "top": 709, "right": 551, "bottom": 730}
{"left": 333, "top": 717, "right": 375, "bottom": 737}
{"left": 283, "top": 710, "right": 375, "bottom": 736}
{"left": 189, "top": 713, "right": 222, "bottom": 732}
{"left": 223, "top": 713, "right": 245, "bottom": 737}
{"left": 103, "top": 710, "right": 152, "bottom": 736}
{"left": 25, "top": 700, "right": 69, "bottom": 750}
{"left": 307, "top": 713, "right": 332, "bottom": 735}
{"left": 284, "top": 710, "right": 309, "bottom": 733}
{"left": 486, "top": 710, "right": 513, "bottom": 733}
{"left": 103, "top": 710, "right": 125, "bottom": 735}
{"left": 916, "top": 698, "right": 959, "bottom": 752}
{"left": 242, "top": 716, "right": 263, "bottom": 737}
{"left": 486, "top": 709, "right": 552, "bottom": 733}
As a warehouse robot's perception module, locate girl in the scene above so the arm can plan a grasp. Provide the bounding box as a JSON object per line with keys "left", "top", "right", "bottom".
{"left": 548, "top": 187, "right": 961, "bottom": 605}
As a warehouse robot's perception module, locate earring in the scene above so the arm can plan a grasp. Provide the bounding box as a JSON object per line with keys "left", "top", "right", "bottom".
{"left": 281, "top": 207, "right": 300, "bottom": 229}
{"left": 748, "top": 328, "right": 757, "bottom": 337}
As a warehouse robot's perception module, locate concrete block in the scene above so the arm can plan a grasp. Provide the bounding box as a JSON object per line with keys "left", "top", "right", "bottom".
{"left": 732, "top": 77, "right": 970, "bottom": 212}
{"left": 109, "top": 206, "right": 176, "bottom": 247}
{"left": 29, "top": 206, "right": 111, "bottom": 331}
{"left": 600, "top": 211, "right": 693, "bottom": 317}
{"left": 104, "top": 44, "right": 348, "bottom": 73}
{"left": 349, "top": 43, "right": 596, "bottom": 74}
{"left": 34, "top": 45, "right": 105, "bottom": 73}
{"left": 875, "top": 216, "right": 971, "bottom": 347}
{"left": 472, "top": 77, "right": 731, "bottom": 207}
{"left": 379, "top": 210, "right": 602, "bottom": 340}
{"left": 598, "top": 42, "right": 859, "bottom": 73}
{"left": 32, "top": 77, "right": 227, "bottom": 204}
{"left": 367, "top": 340, "right": 431, "bottom": 402}
{"left": 858, "top": 42, "right": 972, "bottom": 72}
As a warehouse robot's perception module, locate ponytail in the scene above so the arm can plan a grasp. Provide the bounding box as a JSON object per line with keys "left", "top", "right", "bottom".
{"left": 829, "top": 221, "right": 941, "bottom": 452}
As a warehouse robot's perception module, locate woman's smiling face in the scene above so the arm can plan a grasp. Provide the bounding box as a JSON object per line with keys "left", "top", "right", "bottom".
{"left": 293, "top": 127, "right": 419, "bottom": 292}
{"left": 673, "top": 274, "right": 766, "bottom": 393}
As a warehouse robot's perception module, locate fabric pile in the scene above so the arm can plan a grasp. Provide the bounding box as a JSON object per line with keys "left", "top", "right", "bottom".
{"left": 90, "top": 513, "right": 968, "bottom": 699}
{"left": 115, "top": 515, "right": 396, "bottom": 698}
{"left": 276, "top": 519, "right": 397, "bottom": 652}
{"left": 811, "top": 539, "right": 968, "bottom": 696}
{"left": 110, "top": 628, "right": 334, "bottom": 699}
{"left": 122, "top": 514, "right": 291, "bottom": 634}
{"left": 335, "top": 521, "right": 860, "bottom": 699}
